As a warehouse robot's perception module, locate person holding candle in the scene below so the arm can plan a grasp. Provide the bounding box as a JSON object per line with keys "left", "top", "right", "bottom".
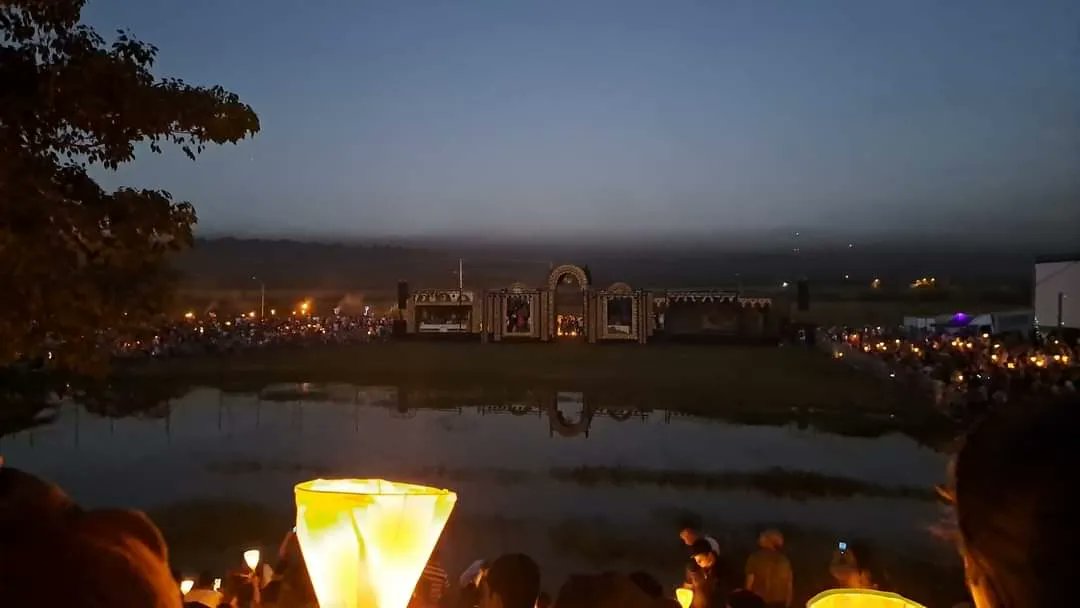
{"left": 687, "top": 539, "right": 733, "bottom": 608}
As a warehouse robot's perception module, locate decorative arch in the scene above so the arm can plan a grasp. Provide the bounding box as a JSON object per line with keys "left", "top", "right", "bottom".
{"left": 547, "top": 264, "right": 590, "bottom": 291}
{"left": 606, "top": 282, "right": 632, "bottom": 294}
{"left": 508, "top": 281, "right": 529, "bottom": 293}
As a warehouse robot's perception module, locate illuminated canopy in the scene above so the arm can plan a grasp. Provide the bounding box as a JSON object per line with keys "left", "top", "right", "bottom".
{"left": 807, "top": 589, "right": 927, "bottom": 608}
{"left": 295, "top": 479, "right": 457, "bottom": 608}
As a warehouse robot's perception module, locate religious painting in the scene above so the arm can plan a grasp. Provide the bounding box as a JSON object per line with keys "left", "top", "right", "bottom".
{"left": 505, "top": 294, "right": 533, "bottom": 335}
{"left": 417, "top": 305, "right": 471, "bottom": 333}
{"left": 604, "top": 296, "right": 634, "bottom": 335}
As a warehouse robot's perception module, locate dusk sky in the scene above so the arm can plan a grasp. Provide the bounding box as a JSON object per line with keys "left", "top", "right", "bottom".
{"left": 85, "top": 0, "right": 1079, "bottom": 244}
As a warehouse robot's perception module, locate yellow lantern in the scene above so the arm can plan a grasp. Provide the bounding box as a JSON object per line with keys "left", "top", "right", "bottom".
{"left": 295, "top": 478, "right": 457, "bottom": 608}
{"left": 243, "top": 549, "right": 261, "bottom": 571}
{"left": 675, "top": 587, "right": 694, "bottom": 608}
{"left": 807, "top": 589, "right": 926, "bottom": 608}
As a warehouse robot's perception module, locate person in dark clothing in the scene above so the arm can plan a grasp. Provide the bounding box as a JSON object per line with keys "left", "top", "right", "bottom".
{"left": 687, "top": 539, "right": 732, "bottom": 608}
{"left": 479, "top": 553, "right": 540, "bottom": 608}
{"left": 951, "top": 396, "right": 1079, "bottom": 608}
{"left": 727, "top": 589, "right": 766, "bottom": 608}
{"left": 553, "top": 572, "right": 664, "bottom": 608}
{"left": 628, "top": 571, "right": 681, "bottom": 608}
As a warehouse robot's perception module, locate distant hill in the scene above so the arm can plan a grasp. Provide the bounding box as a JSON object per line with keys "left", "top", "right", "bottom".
{"left": 175, "top": 237, "right": 1038, "bottom": 297}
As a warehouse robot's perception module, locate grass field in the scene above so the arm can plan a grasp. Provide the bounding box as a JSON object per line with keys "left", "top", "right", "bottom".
{"left": 124, "top": 341, "right": 928, "bottom": 414}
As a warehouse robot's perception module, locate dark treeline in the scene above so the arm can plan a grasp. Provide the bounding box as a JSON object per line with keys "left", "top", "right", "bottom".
{"left": 175, "top": 237, "right": 1040, "bottom": 295}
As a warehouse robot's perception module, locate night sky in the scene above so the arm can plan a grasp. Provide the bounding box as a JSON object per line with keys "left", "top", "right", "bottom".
{"left": 84, "top": 0, "right": 1080, "bottom": 244}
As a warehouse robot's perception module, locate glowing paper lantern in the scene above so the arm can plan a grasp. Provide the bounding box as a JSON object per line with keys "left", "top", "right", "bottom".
{"left": 243, "top": 549, "right": 261, "bottom": 571}
{"left": 807, "top": 589, "right": 926, "bottom": 608}
{"left": 180, "top": 579, "right": 195, "bottom": 595}
{"left": 294, "top": 478, "right": 457, "bottom": 608}
{"left": 675, "top": 587, "right": 694, "bottom": 608}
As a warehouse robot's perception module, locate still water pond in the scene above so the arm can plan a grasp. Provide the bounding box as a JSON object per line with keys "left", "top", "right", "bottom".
{"left": 2, "top": 384, "right": 961, "bottom": 603}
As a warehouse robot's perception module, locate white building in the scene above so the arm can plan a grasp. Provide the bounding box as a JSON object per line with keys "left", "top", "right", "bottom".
{"left": 1034, "top": 255, "right": 1080, "bottom": 330}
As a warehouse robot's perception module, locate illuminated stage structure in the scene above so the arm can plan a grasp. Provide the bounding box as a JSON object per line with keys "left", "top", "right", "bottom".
{"left": 406, "top": 289, "right": 481, "bottom": 335}
{"left": 485, "top": 264, "right": 651, "bottom": 343}
{"left": 409, "top": 263, "right": 778, "bottom": 343}
{"left": 651, "top": 290, "right": 777, "bottom": 341}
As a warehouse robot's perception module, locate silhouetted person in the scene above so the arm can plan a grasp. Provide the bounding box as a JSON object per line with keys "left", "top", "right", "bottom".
{"left": 688, "top": 539, "right": 732, "bottom": 608}
{"left": 413, "top": 548, "right": 450, "bottom": 608}
{"left": 184, "top": 571, "right": 224, "bottom": 608}
{"left": 629, "top": 571, "right": 681, "bottom": 608}
{"left": 952, "top": 397, "right": 1079, "bottom": 607}
{"left": 0, "top": 466, "right": 180, "bottom": 607}
{"left": 727, "top": 589, "right": 766, "bottom": 608}
{"left": 479, "top": 553, "right": 540, "bottom": 608}
{"left": 743, "top": 529, "right": 792, "bottom": 608}
{"left": 678, "top": 518, "right": 721, "bottom": 555}
{"left": 454, "top": 559, "right": 487, "bottom": 608}
{"left": 554, "top": 572, "right": 665, "bottom": 608}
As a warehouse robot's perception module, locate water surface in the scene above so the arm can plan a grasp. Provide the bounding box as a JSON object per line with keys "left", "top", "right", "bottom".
{"left": 1, "top": 383, "right": 962, "bottom": 603}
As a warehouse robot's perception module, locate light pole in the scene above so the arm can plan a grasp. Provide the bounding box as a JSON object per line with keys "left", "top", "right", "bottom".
{"left": 251, "top": 276, "right": 265, "bottom": 319}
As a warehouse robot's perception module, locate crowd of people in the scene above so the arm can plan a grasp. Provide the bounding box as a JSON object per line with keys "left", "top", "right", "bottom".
{"left": 2, "top": 394, "right": 1077, "bottom": 608}
{"left": 161, "top": 523, "right": 795, "bottom": 608}
{"left": 826, "top": 326, "right": 1078, "bottom": 416}
{"left": 113, "top": 313, "right": 392, "bottom": 359}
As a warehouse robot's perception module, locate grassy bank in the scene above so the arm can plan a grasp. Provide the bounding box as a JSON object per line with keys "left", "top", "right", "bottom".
{"left": 123, "top": 342, "right": 921, "bottom": 412}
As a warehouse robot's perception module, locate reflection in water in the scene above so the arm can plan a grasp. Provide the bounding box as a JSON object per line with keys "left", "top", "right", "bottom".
{"left": 1, "top": 382, "right": 963, "bottom": 605}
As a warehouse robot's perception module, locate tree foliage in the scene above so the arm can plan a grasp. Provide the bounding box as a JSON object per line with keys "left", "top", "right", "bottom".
{"left": 0, "top": 0, "right": 259, "bottom": 371}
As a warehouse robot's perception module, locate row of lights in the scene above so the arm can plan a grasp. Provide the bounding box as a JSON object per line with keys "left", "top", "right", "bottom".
{"left": 182, "top": 302, "right": 309, "bottom": 320}
{"left": 781, "top": 277, "right": 883, "bottom": 289}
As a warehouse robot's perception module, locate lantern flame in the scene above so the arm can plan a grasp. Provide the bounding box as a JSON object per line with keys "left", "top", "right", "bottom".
{"left": 295, "top": 478, "right": 457, "bottom": 608}
{"left": 180, "top": 579, "right": 195, "bottom": 595}
{"left": 243, "top": 549, "right": 260, "bottom": 571}
{"left": 676, "top": 587, "right": 694, "bottom": 608}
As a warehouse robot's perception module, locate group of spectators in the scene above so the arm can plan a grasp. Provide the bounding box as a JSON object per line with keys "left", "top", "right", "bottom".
{"left": 827, "top": 326, "right": 1078, "bottom": 416}
{"left": 2, "top": 397, "right": 1077, "bottom": 608}
{"left": 113, "top": 313, "right": 392, "bottom": 359}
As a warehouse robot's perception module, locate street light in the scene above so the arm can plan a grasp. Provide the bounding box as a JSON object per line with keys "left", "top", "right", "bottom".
{"left": 251, "top": 276, "right": 265, "bottom": 319}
